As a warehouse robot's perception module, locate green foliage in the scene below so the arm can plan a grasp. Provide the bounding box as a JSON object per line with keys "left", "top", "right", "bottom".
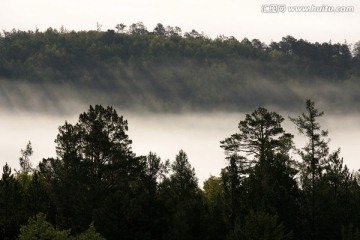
{"left": 18, "top": 214, "right": 105, "bottom": 240}
{"left": 239, "top": 210, "right": 292, "bottom": 240}
{"left": 18, "top": 213, "right": 70, "bottom": 240}
{"left": 203, "top": 175, "right": 223, "bottom": 207}
{"left": 74, "top": 223, "right": 106, "bottom": 240}
{"left": 203, "top": 176, "right": 228, "bottom": 240}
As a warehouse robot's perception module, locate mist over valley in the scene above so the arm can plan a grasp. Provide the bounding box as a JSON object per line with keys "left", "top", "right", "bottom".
{"left": 1, "top": 102, "right": 359, "bottom": 184}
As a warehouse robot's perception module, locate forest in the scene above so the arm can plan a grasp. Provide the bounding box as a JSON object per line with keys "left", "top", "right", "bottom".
{"left": 1, "top": 101, "right": 360, "bottom": 240}
{"left": 1, "top": 22, "right": 360, "bottom": 239}
{"left": 0, "top": 22, "right": 360, "bottom": 112}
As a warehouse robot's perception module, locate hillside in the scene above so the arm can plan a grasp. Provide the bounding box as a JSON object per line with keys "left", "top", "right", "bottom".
{"left": 1, "top": 23, "right": 360, "bottom": 112}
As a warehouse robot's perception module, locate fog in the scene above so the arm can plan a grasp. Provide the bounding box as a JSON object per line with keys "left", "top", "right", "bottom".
{"left": 2, "top": 76, "right": 360, "bottom": 115}
{"left": 1, "top": 107, "right": 359, "bottom": 185}
{"left": 1, "top": 75, "right": 360, "bottom": 184}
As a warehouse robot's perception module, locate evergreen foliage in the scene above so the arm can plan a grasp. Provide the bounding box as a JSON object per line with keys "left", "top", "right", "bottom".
{"left": 0, "top": 101, "right": 358, "bottom": 239}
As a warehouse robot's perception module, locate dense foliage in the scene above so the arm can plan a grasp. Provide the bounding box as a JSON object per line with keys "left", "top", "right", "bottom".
{"left": 1, "top": 102, "right": 360, "bottom": 240}
{"left": 1, "top": 23, "right": 360, "bottom": 111}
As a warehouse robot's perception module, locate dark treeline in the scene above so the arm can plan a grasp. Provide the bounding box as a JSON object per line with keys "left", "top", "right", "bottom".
{"left": 1, "top": 101, "right": 360, "bottom": 239}
{"left": 1, "top": 23, "right": 360, "bottom": 111}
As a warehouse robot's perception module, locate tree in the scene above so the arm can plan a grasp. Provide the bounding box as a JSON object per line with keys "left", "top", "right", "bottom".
{"left": 221, "top": 107, "right": 293, "bottom": 172}
{"left": 353, "top": 41, "right": 360, "bottom": 57}
{"left": 221, "top": 154, "right": 244, "bottom": 236}
{"left": 279, "top": 35, "right": 297, "bottom": 56}
{"left": 203, "top": 176, "right": 227, "bottom": 240}
{"left": 128, "top": 22, "right": 148, "bottom": 35}
{"left": 203, "top": 175, "right": 223, "bottom": 209}
{"left": 96, "top": 22, "right": 102, "bottom": 32}
{"left": 220, "top": 107, "right": 297, "bottom": 239}
{"left": 25, "top": 172, "right": 50, "bottom": 219}
{"left": 239, "top": 210, "right": 292, "bottom": 240}
{"left": 153, "top": 23, "right": 166, "bottom": 35}
{"left": 19, "top": 141, "right": 33, "bottom": 174}
{"left": 165, "top": 25, "right": 182, "bottom": 37}
{"left": 244, "top": 151, "right": 300, "bottom": 238}
{"left": 74, "top": 223, "right": 106, "bottom": 240}
{"left": 290, "top": 99, "right": 329, "bottom": 240}
{"left": 159, "top": 150, "right": 205, "bottom": 240}
{"left": 251, "top": 39, "right": 265, "bottom": 50}
{"left": 184, "top": 29, "right": 203, "bottom": 39}
{"left": 115, "top": 23, "right": 126, "bottom": 33}
{"left": 143, "top": 152, "right": 169, "bottom": 195}
{"left": 322, "top": 149, "right": 349, "bottom": 199}
{"left": 170, "top": 150, "right": 198, "bottom": 199}
{"left": 135, "top": 152, "right": 170, "bottom": 239}
{"left": 47, "top": 105, "right": 141, "bottom": 236}
{"left": 55, "top": 105, "right": 134, "bottom": 182}
{"left": 241, "top": 37, "right": 252, "bottom": 47}
{"left": 0, "top": 163, "right": 25, "bottom": 239}
{"left": 314, "top": 149, "right": 353, "bottom": 239}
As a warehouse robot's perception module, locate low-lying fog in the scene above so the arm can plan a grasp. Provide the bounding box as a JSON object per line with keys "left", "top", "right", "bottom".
{"left": 1, "top": 108, "right": 359, "bottom": 185}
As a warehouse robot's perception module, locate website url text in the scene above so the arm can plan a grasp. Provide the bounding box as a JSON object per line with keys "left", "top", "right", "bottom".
{"left": 261, "top": 4, "right": 355, "bottom": 13}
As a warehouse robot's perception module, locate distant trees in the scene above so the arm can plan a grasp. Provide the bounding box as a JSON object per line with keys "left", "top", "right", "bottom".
{"left": 115, "top": 23, "right": 126, "bottom": 33}
{"left": 0, "top": 23, "right": 356, "bottom": 83}
{"left": 184, "top": 29, "right": 204, "bottom": 39}
{"left": 165, "top": 25, "right": 182, "bottom": 37}
{"left": 153, "top": 23, "right": 166, "bottom": 36}
{"left": 128, "top": 22, "right": 148, "bottom": 35}
{"left": 0, "top": 24, "right": 358, "bottom": 112}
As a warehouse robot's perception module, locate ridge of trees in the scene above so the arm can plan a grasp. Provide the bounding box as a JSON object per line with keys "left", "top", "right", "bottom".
{"left": 1, "top": 101, "right": 360, "bottom": 240}
{"left": 1, "top": 23, "right": 360, "bottom": 111}
{"left": 1, "top": 22, "right": 358, "bottom": 81}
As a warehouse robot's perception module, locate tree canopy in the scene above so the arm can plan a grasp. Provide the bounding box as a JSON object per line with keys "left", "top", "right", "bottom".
{"left": 1, "top": 101, "right": 359, "bottom": 240}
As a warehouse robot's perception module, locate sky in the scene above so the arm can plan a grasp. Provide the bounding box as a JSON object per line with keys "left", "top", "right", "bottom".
{"left": 0, "top": 0, "right": 360, "bottom": 45}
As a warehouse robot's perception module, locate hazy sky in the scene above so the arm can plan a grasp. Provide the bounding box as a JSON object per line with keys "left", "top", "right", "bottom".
{"left": 1, "top": 0, "right": 359, "bottom": 44}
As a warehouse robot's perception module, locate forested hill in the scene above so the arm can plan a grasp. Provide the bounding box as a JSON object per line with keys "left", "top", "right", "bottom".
{"left": 1, "top": 22, "right": 360, "bottom": 112}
